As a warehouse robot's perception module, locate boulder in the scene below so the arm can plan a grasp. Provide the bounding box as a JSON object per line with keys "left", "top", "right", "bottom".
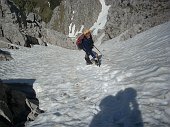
{"left": 0, "top": 49, "right": 13, "bottom": 61}
{"left": 37, "top": 37, "right": 47, "bottom": 47}
{"left": 24, "top": 35, "right": 39, "bottom": 48}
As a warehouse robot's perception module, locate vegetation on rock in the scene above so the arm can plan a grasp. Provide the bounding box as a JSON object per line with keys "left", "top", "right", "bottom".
{"left": 12, "top": 0, "right": 62, "bottom": 23}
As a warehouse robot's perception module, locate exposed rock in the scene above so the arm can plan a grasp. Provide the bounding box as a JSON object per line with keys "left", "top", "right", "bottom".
{"left": 0, "top": 0, "right": 26, "bottom": 46}
{"left": 3, "top": 23, "right": 26, "bottom": 46}
{"left": 0, "top": 40, "right": 8, "bottom": 48}
{"left": 37, "top": 37, "right": 47, "bottom": 47}
{"left": 24, "top": 35, "right": 39, "bottom": 48}
{"left": 48, "top": 0, "right": 101, "bottom": 34}
{"left": 104, "top": 0, "right": 170, "bottom": 41}
{"left": 0, "top": 49, "right": 13, "bottom": 61}
{"left": 47, "top": 0, "right": 170, "bottom": 43}
{"left": 26, "top": 98, "right": 44, "bottom": 121}
{"left": 0, "top": 0, "right": 101, "bottom": 49}
{"left": 0, "top": 0, "right": 47, "bottom": 48}
{"left": 0, "top": 39, "right": 20, "bottom": 49}
{"left": 0, "top": 83, "right": 13, "bottom": 127}
{"left": 0, "top": 79, "right": 44, "bottom": 126}
{"left": 42, "top": 28, "right": 76, "bottom": 50}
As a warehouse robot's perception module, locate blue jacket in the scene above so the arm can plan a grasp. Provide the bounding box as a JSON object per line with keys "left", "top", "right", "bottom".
{"left": 82, "top": 36, "right": 96, "bottom": 58}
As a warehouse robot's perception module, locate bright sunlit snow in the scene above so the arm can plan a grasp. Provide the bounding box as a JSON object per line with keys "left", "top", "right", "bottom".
{"left": 90, "top": 0, "right": 111, "bottom": 35}
{"left": 68, "top": 23, "right": 76, "bottom": 37}
{"left": 69, "top": 23, "right": 84, "bottom": 38}
{"left": 1, "top": 22, "right": 170, "bottom": 127}
{"left": 48, "top": 2, "right": 50, "bottom": 8}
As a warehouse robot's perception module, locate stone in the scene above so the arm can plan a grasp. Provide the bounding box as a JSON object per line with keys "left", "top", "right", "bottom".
{"left": 37, "top": 37, "right": 47, "bottom": 47}
{"left": 24, "top": 35, "right": 39, "bottom": 48}
{"left": 0, "top": 49, "right": 13, "bottom": 61}
{"left": 26, "top": 98, "right": 44, "bottom": 121}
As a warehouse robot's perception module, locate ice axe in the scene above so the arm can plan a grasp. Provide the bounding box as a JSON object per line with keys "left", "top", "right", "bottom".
{"left": 94, "top": 45, "right": 110, "bottom": 61}
{"left": 94, "top": 45, "right": 102, "bottom": 55}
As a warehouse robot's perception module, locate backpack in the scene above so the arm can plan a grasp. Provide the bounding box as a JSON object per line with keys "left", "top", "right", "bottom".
{"left": 76, "top": 34, "right": 84, "bottom": 50}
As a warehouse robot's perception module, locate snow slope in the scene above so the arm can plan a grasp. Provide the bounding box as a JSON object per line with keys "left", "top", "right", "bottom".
{"left": 0, "top": 21, "right": 170, "bottom": 127}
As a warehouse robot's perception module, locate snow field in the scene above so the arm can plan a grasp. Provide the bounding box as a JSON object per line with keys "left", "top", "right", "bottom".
{"left": 0, "top": 21, "right": 170, "bottom": 126}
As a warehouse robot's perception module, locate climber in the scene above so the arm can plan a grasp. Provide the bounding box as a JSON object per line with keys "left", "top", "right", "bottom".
{"left": 81, "top": 29, "right": 98, "bottom": 65}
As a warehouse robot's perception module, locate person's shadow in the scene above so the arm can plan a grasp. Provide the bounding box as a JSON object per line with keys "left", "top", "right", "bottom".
{"left": 90, "top": 88, "right": 143, "bottom": 127}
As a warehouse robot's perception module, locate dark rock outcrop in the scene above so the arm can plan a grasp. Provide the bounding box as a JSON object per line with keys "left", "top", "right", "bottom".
{"left": 0, "top": 79, "right": 44, "bottom": 127}
{"left": 24, "top": 35, "right": 39, "bottom": 48}
{"left": 0, "top": 49, "right": 13, "bottom": 61}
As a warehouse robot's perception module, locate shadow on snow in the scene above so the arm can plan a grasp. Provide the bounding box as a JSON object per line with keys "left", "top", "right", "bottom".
{"left": 90, "top": 87, "right": 143, "bottom": 127}
{"left": 2, "top": 78, "right": 36, "bottom": 98}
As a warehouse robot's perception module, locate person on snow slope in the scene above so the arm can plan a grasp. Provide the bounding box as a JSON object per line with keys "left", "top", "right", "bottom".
{"left": 80, "top": 29, "right": 98, "bottom": 65}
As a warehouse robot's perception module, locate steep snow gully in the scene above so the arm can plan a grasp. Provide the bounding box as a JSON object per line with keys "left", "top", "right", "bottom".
{"left": 1, "top": 22, "right": 170, "bottom": 127}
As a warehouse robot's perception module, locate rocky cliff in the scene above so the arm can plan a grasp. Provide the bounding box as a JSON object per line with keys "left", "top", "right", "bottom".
{"left": 0, "top": 0, "right": 170, "bottom": 49}
{"left": 104, "top": 0, "right": 170, "bottom": 41}
{"left": 48, "top": 0, "right": 101, "bottom": 34}
{"left": 0, "top": 0, "right": 49, "bottom": 49}
{"left": 47, "top": 0, "right": 170, "bottom": 42}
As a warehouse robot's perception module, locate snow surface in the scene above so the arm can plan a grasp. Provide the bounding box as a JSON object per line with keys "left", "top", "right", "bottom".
{"left": 0, "top": 22, "right": 170, "bottom": 127}
{"left": 90, "top": 0, "right": 111, "bottom": 35}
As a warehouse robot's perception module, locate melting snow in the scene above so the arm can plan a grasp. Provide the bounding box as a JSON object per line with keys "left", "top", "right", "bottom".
{"left": 90, "top": 0, "right": 111, "bottom": 35}
{"left": 68, "top": 23, "right": 76, "bottom": 37}
{"left": 69, "top": 23, "right": 84, "bottom": 38}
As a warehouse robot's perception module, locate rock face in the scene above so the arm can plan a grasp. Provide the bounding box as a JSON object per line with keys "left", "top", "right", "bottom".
{"left": 0, "top": 0, "right": 47, "bottom": 48}
{"left": 49, "top": 0, "right": 170, "bottom": 42}
{"left": 0, "top": 49, "right": 13, "bottom": 61}
{"left": 48, "top": 0, "right": 101, "bottom": 34}
{"left": 42, "top": 28, "right": 76, "bottom": 49}
{"left": 0, "top": 79, "right": 43, "bottom": 127}
{"left": 104, "top": 0, "right": 170, "bottom": 41}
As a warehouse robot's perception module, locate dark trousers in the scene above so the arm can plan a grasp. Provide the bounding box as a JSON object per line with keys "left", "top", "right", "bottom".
{"left": 85, "top": 53, "right": 92, "bottom": 64}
